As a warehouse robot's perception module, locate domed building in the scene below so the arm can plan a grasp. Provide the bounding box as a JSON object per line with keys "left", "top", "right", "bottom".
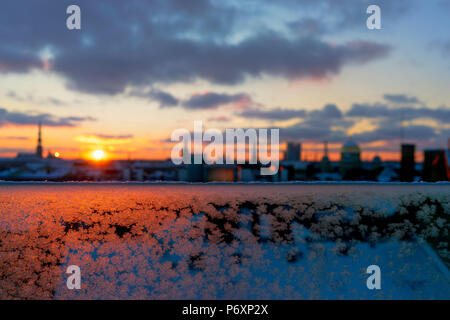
{"left": 371, "top": 155, "right": 382, "bottom": 170}
{"left": 340, "top": 138, "right": 361, "bottom": 177}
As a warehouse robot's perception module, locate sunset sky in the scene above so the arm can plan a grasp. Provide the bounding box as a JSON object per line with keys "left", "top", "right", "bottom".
{"left": 1, "top": 0, "right": 450, "bottom": 161}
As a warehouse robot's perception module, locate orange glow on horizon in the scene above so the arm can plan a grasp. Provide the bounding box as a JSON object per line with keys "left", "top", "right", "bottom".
{"left": 90, "top": 149, "right": 107, "bottom": 161}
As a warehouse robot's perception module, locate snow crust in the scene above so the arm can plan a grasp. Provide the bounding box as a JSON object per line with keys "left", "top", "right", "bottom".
{"left": 0, "top": 184, "right": 448, "bottom": 299}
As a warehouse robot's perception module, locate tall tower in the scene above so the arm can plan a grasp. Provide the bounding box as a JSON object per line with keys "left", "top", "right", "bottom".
{"left": 36, "top": 121, "right": 43, "bottom": 158}
{"left": 321, "top": 141, "right": 330, "bottom": 173}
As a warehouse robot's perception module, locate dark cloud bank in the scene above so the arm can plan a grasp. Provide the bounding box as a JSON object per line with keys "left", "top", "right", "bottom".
{"left": 0, "top": 0, "right": 394, "bottom": 95}
{"left": 234, "top": 97, "right": 449, "bottom": 145}
{"left": 0, "top": 108, "right": 95, "bottom": 127}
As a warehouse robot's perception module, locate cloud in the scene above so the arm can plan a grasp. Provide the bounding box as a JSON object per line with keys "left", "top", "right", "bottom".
{"left": 260, "top": 0, "right": 416, "bottom": 64}
{"left": 150, "top": 90, "right": 180, "bottom": 108}
{"left": 280, "top": 123, "right": 346, "bottom": 142}
{"left": 129, "top": 88, "right": 179, "bottom": 108}
{"left": 277, "top": 104, "right": 350, "bottom": 142}
{"left": 281, "top": 113, "right": 443, "bottom": 147}
{"left": 352, "top": 121, "right": 438, "bottom": 143}
{"left": 278, "top": 0, "right": 414, "bottom": 33}
{"left": 238, "top": 108, "right": 306, "bottom": 120}
{"left": 247, "top": 100, "right": 447, "bottom": 147}
{"left": 207, "top": 116, "right": 231, "bottom": 122}
{"left": 182, "top": 92, "right": 250, "bottom": 110}
{"left": 6, "top": 90, "right": 69, "bottom": 106}
{"left": 0, "top": 108, "right": 96, "bottom": 127}
{"left": 92, "top": 134, "right": 134, "bottom": 140}
{"left": 130, "top": 89, "right": 257, "bottom": 111}
{"left": 309, "top": 104, "right": 342, "bottom": 120}
{"left": 74, "top": 134, "right": 134, "bottom": 145}
{"left": 158, "top": 95, "right": 447, "bottom": 149}
{"left": 288, "top": 18, "right": 327, "bottom": 37}
{"left": 346, "top": 103, "right": 450, "bottom": 122}
{"left": 0, "top": 136, "right": 30, "bottom": 141}
{"left": 6, "top": 91, "right": 22, "bottom": 100}
{"left": 237, "top": 104, "right": 343, "bottom": 123}
{"left": 0, "top": 147, "right": 35, "bottom": 154}
{"left": 383, "top": 94, "right": 420, "bottom": 104}
{"left": 0, "top": 1, "right": 391, "bottom": 95}
{"left": 0, "top": 48, "right": 42, "bottom": 73}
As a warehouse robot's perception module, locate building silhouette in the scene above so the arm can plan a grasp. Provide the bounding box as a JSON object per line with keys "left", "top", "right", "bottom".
{"left": 16, "top": 122, "right": 44, "bottom": 159}
{"left": 340, "top": 138, "right": 361, "bottom": 178}
{"left": 320, "top": 141, "right": 331, "bottom": 173}
{"left": 371, "top": 155, "right": 382, "bottom": 170}
{"left": 400, "top": 144, "right": 415, "bottom": 182}
{"left": 423, "top": 149, "right": 449, "bottom": 182}
{"left": 285, "top": 142, "right": 301, "bottom": 161}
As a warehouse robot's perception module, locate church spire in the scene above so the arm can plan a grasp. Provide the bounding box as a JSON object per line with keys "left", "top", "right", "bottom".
{"left": 36, "top": 121, "right": 43, "bottom": 158}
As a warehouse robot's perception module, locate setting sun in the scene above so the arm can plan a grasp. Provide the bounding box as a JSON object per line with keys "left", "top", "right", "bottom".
{"left": 90, "top": 149, "right": 107, "bottom": 161}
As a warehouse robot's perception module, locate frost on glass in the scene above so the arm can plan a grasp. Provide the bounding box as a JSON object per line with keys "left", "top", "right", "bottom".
{"left": 0, "top": 184, "right": 448, "bottom": 299}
